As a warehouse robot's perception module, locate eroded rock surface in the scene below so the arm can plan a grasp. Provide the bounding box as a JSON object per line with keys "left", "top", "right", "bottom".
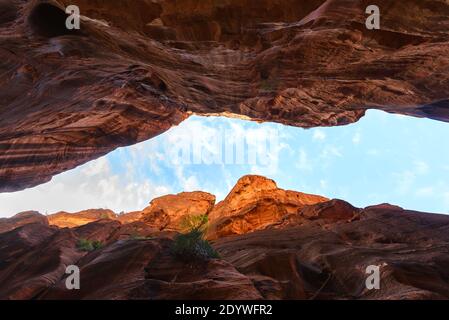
{"left": 48, "top": 209, "right": 116, "bottom": 228}
{"left": 207, "top": 175, "right": 328, "bottom": 239}
{"left": 47, "top": 191, "right": 216, "bottom": 230}
{"left": 0, "top": 223, "right": 81, "bottom": 299}
{"left": 40, "top": 237, "right": 262, "bottom": 300}
{"left": 214, "top": 204, "right": 449, "bottom": 299}
{"left": 1, "top": 0, "right": 449, "bottom": 191}
{"left": 0, "top": 210, "right": 49, "bottom": 233}
{"left": 1, "top": 175, "right": 449, "bottom": 300}
{"left": 141, "top": 191, "right": 216, "bottom": 231}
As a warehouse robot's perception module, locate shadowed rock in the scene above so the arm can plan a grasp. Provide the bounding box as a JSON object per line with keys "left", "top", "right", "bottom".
{"left": 1, "top": 0, "right": 449, "bottom": 191}
{"left": 40, "top": 237, "right": 262, "bottom": 300}
{"left": 213, "top": 204, "right": 449, "bottom": 299}
{"left": 0, "top": 211, "right": 49, "bottom": 234}
{"left": 1, "top": 175, "right": 449, "bottom": 299}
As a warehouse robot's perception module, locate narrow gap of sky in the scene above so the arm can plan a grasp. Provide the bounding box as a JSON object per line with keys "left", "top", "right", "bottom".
{"left": 1, "top": 109, "right": 449, "bottom": 217}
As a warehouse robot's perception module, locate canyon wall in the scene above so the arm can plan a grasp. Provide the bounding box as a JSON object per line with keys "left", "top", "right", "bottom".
{"left": 1, "top": 0, "right": 449, "bottom": 191}
{"left": 1, "top": 175, "right": 449, "bottom": 300}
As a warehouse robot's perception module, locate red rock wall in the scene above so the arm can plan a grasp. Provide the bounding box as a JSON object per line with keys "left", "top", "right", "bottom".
{"left": 1, "top": 0, "right": 449, "bottom": 191}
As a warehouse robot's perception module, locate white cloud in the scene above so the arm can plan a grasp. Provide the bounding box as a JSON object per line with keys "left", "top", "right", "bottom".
{"left": 0, "top": 155, "right": 171, "bottom": 217}
{"left": 297, "top": 149, "right": 312, "bottom": 171}
{"left": 320, "top": 145, "right": 343, "bottom": 159}
{"left": 173, "top": 163, "right": 200, "bottom": 191}
{"left": 248, "top": 127, "right": 285, "bottom": 176}
{"left": 313, "top": 129, "right": 326, "bottom": 141}
{"left": 393, "top": 162, "right": 430, "bottom": 197}
{"left": 81, "top": 157, "right": 110, "bottom": 176}
{"left": 352, "top": 132, "right": 361, "bottom": 144}
{"left": 159, "top": 116, "right": 287, "bottom": 183}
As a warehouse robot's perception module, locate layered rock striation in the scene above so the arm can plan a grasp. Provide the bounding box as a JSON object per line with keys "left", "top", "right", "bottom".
{"left": 1, "top": 0, "right": 449, "bottom": 191}
{"left": 207, "top": 175, "right": 329, "bottom": 239}
{"left": 1, "top": 175, "right": 449, "bottom": 300}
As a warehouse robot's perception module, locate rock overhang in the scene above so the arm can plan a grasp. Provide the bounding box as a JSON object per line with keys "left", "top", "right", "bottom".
{"left": 1, "top": 0, "right": 448, "bottom": 191}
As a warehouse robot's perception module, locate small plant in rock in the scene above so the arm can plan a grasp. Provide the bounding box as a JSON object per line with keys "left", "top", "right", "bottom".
{"left": 77, "top": 238, "right": 103, "bottom": 252}
{"left": 171, "top": 214, "right": 220, "bottom": 261}
{"left": 179, "top": 214, "right": 209, "bottom": 233}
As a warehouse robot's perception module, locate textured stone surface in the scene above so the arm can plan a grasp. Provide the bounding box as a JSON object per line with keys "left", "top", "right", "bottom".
{"left": 0, "top": 224, "right": 82, "bottom": 299}
{"left": 213, "top": 204, "right": 449, "bottom": 300}
{"left": 141, "top": 191, "right": 216, "bottom": 231}
{"left": 207, "top": 175, "right": 328, "bottom": 239}
{"left": 46, "top": 191, "right": 216, "bottom": 230}
{"left": 0, "top": 210, "right": 49, "bottom": 233}
{"left": 40, "top": 237, "right": 262, "bottom": 300}
{"left": 1, "top": 0, "right": 449, "bottom": 191}
{"left": 1, "top": 176, "right": 449, "bottom": 300}
{"left": 48, "top": 209, "right": 116, "bottom": 228}
{"left": 268, "top": 198, "right": 362, "bottom": 229}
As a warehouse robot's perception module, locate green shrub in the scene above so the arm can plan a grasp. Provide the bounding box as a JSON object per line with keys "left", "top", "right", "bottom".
{"left": 179, "top": 214, "right": 209, "bottom": 233}
{"left": 92, "top": 240, "right": 103, "bottom": 250}
{"left": 171, "top": 214, "right": 220, "bottom": 261}
{"left": 77, "top": 238, "right": 103, "bottom": 252}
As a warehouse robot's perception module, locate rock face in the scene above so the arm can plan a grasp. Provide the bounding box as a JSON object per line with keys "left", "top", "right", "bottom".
{"left": 0, "top": 214, "right": 261, "bottom": 300}
{"left": 1, "top": 0, "right": 449, "bottom": 191}
{"left": 269, "top": 198, "right": 361, "bottom": 229}
{"left": 141, "top": 191, "right": 216, "bottom": 231}
{"left": 47, "top": 192, "right": 216, "bottom": 230}
{"left": 0, "top": 211, "right": 49, "bottom": 234}
{"left": 48, "top": 209, "right": 117, "bottom": 228}
{"left": 40, "top": 237, "right": 262, "bottom": 300}
{"left": 214, "top": 204, "right": 449, "bottom": 300}
{"left": 207, "top": 175, "right": 328, "bottom": 239}
{"left": 1, "top": 175, "right": 449, "bottom": 300}
{"left": 0, "top": 223, "right": 82, "bottom": 299}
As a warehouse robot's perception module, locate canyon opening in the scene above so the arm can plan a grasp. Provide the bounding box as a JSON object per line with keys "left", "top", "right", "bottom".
{"left": 1, "top": 110, "right": 449, "bottom": 216}
{"left": 1, "top": 0, "right": 449, "bottom": 311}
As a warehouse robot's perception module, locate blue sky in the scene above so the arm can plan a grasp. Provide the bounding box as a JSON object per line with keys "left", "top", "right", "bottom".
{"left": 1, "top": 109, "right": 449, "bottom": 217}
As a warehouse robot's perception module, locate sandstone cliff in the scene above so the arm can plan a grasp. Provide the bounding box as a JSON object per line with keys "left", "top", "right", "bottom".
{"left": 141, "top": 191, "right": 216, "bottom": 231}
{"left": 48, "top": 208, "right": 116, "bottom": 228}
{"left": 207, "top": 175, "right": 329, "bottom": 239}
{"left": 1, "top": 0, "right": 449, "bottom": 191}
{"left": 1, "top": 175, "right": 449, "bottom": 300}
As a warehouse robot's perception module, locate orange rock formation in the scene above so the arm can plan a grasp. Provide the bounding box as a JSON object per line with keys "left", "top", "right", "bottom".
{"left": 2, "top": 175, "right": 449, "bottom": 300}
